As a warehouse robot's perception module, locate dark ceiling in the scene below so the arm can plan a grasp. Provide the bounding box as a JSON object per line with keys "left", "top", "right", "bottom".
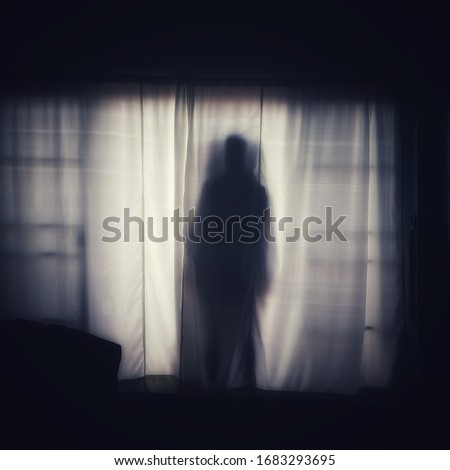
{"left": 1, "top": 2, "right": 449, "bottom": 90}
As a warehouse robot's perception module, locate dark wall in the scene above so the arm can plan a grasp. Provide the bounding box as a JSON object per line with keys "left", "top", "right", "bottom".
{"left": 1, "top": 2, "right": 446, "bottom": 84}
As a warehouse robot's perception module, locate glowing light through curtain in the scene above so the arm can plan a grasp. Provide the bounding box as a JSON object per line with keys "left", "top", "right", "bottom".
{"left": 0, "top": 93, "right": 85, "bottom": 324}
{"left": 255, "top": 89, "right": 402, "bottom": 393}
{"left": 0, "top": 83, "right": 403, "bottom": 392}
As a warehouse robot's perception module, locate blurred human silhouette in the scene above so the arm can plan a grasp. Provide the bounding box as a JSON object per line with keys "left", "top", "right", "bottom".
{"left": 186, "top": 135, "right": 269, "bottom": 391}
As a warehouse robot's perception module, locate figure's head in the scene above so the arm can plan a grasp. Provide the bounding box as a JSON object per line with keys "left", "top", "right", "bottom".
{"left": 224, "top": 135, "right": 247, "bottom": 175}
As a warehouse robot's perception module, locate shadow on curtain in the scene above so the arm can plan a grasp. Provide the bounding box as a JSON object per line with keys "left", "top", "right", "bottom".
{"left": 180, "top": 135, "right": 269, "bottom": 391}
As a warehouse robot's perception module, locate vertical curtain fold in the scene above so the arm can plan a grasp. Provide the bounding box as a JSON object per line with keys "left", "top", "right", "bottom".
{"left": 142, "top": 83, "right": 186, "bottom": 377}
{"left": 83, "top": 84, "right": 144, "bottom": 379}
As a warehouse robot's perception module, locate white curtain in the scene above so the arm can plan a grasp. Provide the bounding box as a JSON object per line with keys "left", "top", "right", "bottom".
{"left": 0, "top": 83, "right": 403, "bottom": 393}
{"left": 256, "top": 89, "right": 402, "bottom": 393}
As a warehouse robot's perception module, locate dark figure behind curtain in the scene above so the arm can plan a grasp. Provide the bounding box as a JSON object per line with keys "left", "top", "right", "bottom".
{"left": 180, "top": 135, "right": 269, "bottom": 391}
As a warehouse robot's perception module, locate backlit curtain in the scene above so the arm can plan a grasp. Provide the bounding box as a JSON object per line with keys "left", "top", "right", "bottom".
{"left": 0, "top": 83, "right": 403, "bottom": 393}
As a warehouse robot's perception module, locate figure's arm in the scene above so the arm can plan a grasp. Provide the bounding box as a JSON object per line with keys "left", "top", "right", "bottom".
{"left": 255, "top": 185, "right": 269, "bottom": 296}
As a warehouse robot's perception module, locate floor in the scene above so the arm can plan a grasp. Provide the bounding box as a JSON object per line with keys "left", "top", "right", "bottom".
{"left": 3, "top": 375, "right": 447, "bottom": 449}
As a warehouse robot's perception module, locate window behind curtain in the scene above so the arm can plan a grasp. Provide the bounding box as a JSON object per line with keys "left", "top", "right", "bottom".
{"left": 0, "top": 95, "right": 85, "bottom": 327}
{"left": 0, "top": 84, "right": 404, "bottom": 393}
